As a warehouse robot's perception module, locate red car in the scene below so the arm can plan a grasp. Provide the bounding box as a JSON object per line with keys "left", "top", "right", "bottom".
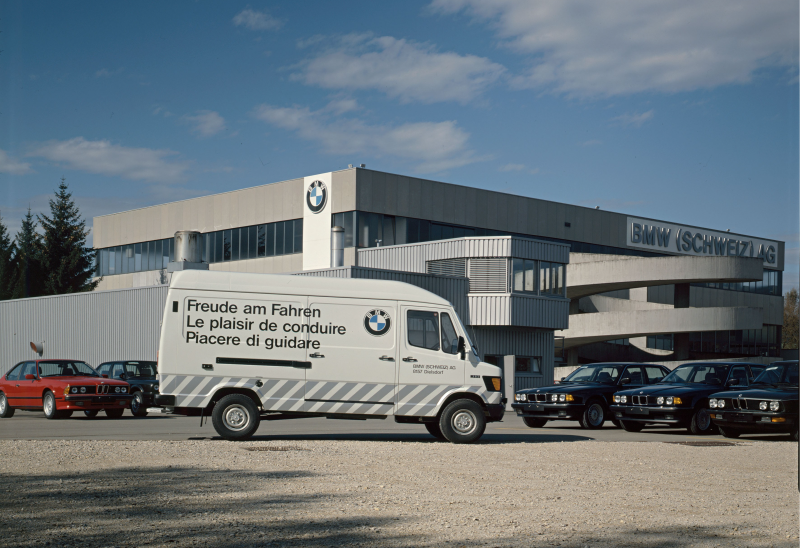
{"left": 0, "top": 359, "right": 132, "bottom": 419}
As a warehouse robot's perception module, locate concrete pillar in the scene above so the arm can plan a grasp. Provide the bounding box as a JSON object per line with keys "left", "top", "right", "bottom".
{"left": 502, "top": 355, "right": 515, "bottom": 410}
{"left": 673, "top": 283, "right": 690, "bottom": 360}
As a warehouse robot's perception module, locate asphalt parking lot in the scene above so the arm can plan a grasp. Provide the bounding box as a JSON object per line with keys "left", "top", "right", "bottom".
{"left": 0, "top": 408, "right": 796, "bottom": 443}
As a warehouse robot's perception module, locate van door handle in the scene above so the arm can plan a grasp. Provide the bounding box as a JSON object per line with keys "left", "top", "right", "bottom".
{"left": 402, "top": 357, "right": 417, "bottom": 362}
{"left": 309, "top": 352, "right": 325, "bottom": 358}
{"left": 379, "top": 356, "right": 395, "bottom": 362}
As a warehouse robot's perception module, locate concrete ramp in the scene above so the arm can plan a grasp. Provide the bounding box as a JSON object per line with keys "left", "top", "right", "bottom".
{"left": 557, "top": 306, "right": 764, "bottom": 348}
{"left": 566, "top": 255, "right": 764, "bottom": 299}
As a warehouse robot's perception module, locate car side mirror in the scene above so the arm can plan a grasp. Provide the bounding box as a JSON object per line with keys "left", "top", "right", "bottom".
{"left": 119, "top": 373, "right": 127, "bottom": 380}
{"left": 560, "top": 377, "right": 566, "bottom": 381}
{"left": 619, "top": 377, "right": 631, "bottom": 385}
{"left": 457, "top": 336, "right": 466, "bottom": 360}
{"left": 726, "top": 378, "right": 739, "bottom": 386}
{"left": 24, "top": 374, "right": 36, "bottom": 380}
{"left": 102, "top": 374, "right": 109, "bottom": 378}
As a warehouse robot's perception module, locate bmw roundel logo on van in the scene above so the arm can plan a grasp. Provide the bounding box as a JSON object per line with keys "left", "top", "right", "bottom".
{"left": 306, "top": 181, "right": 328, "bottom": 213}
{"left": 364, "top": 309, "right": 391, "bottom": 336}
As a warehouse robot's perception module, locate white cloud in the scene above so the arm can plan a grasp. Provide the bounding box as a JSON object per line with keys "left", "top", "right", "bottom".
{"left": 0, "top": 149, "right": 32, "bottom": 175}
{"left": 431, "top": 0, "right": 799, "bottom": 96}
{"left": 295, "top": 34, "right": 505, "bottom": 104}
{"left": 252, "top": 103, "right": 481, "bottom": 172}
{"left": 184, "top": 110, "right": 226, "bottom": 137}
{"left": 233, "top": 8, "right": 282, "bottom": 31}
{"left": 610, "top": 110, "right": 654, "bottom": 128}
{"left": 28, "top": 137, "right": 189, "bottom": 183}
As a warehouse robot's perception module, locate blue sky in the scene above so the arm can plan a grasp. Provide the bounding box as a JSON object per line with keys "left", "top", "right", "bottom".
{"left": 1, "top": 1, "right": 798, "bottom": 288}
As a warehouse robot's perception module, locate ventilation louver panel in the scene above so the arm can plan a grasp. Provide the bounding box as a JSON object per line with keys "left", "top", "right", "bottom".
{"left": 426, "top": 258, "right": 467, "bottom": 278}
{"left": 468, "top": 258, "right": 508, "bottom": 293}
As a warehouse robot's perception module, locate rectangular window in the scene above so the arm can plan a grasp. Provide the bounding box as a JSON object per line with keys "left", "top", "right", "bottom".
{"left": 257, "top": 225, "right": 266, "bottom": 257}
{"left": 419, "top": 219, "right": 430, "bottom": 243}
{"left": 162, "top": 239, "right": 170, "bottom": 268}
{"left": 100, "top": 248, "right": 109, "bottom": 276}
{"left": 368, "top": 212, "right": 381, "bottom": 247}
{"left": 284, "top": 220, "right": 294, "bottom": 253}
{"left": 214, "top": 231, "right": 223, "bottom": 263}
{"left": 406, "top": 217, "right": 419, "bottom": 244}
{"left": 512, "top": 258, "right": 524, "bottom": 291}
{"left": 525, "top": 260, "right": 536, "bottom": 292}
{"left": 153, "top": 240, "right": 163, "bottom": 270}
{"left": 248, "top": 226, "right": 257, "bottom": 259}
{"left": 540, "top": 261, "right": 551, "bottom": 294}
{"left": 275, "top": 222, "right": 284, "bottom": 255}
{"left": 168, "top": 237, "right": 175, "bottom": 262}
{"left": 515, "top": 356, "right": 541, "bottom": 374}
{"left": 294, "top": 219, "right": 303, "bottom": 253}
{"left": 201, "top": 233, "right": 210, "bottom": 263}
{"left": 441, "top": 225, "right": 454, "bottom": 240}
{"left": 134, "top": 243, "right": 142, "bottom": 272}
{"left": 407, "top": 310, "right": 440, "bottom": 351}
{"left": 430, "top": 223, "right": 442, "bottom": 241}
{"left": 552, "top": 263, "right": 564, "bottom": 296}
{"left": 231, "top": 228, "right": 240, "bottom": 261}
{"left": 223, "top": 230, "right": 231, "bottom": 261}
{"left": 382, "top": 215, "right": 395, "bottom": 246}
{"left": 266, "top": 223, "right": 276, "bottom": 256}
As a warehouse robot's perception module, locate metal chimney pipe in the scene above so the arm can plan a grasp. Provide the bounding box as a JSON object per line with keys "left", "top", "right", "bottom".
{"left": 174, "top": 231, "right": 203, "bottom": 263}
{"left": 331, "top": 226, "right": 344, "bottom": 268}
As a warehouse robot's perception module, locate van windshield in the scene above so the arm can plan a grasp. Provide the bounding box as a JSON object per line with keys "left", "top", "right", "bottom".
{"left": 451, "top": 312, "right": 475, "bottom": 350}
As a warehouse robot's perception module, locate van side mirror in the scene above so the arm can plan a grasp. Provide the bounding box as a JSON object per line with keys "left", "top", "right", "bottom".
{"left": 619, "top": 377, "right": 631, "bottom": 385}
{"left": 457, "top": 337, "right": 466, "bottom": 360}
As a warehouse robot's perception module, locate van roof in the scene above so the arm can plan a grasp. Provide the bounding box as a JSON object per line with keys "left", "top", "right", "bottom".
{"left": 169, "top": 270, "right": 452, "bottom": 307}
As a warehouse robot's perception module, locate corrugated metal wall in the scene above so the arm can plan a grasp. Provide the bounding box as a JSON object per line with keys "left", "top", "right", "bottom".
{"left": 0, "top": 286, "right": 168, "bottom": 375}
{"left": 471, "top": 327, "right": 555, "bottom": 387}
{"left": 296, "top": 266, "right": 470, "bottom": 322}
{"left": 467, "top": 295, "right": 570, "bottom": 329}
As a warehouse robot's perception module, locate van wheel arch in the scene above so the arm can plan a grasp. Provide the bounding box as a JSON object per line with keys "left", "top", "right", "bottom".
{"left": 210, "top": 387, "right": 262, "bottom": 412}
{"left": 439, "top": 392, "right": 486, "bottom": 415}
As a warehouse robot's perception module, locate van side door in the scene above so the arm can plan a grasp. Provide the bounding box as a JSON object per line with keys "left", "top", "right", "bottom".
{"left": 397, "top": 306, "right": 466, "bottom": 417}
{"left": 303, "top": 298, "right": 397, "bottom": 415}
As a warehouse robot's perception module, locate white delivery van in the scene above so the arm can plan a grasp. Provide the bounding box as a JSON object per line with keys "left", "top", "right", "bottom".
{"left": 155, "top": 270, "right": 505, "bottom": 443}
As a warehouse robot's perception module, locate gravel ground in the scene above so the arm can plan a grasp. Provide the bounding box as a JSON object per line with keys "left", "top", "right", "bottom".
{"left": 0, "top": 439, "right": 796, "bottom": 547}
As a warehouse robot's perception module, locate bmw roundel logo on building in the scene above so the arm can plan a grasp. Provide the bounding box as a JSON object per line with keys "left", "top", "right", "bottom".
{"left": 364, "top": 309, "right": 391, "bottom": 336}
{"left": 306, "top": 180, "right": 328, "bottom": 213}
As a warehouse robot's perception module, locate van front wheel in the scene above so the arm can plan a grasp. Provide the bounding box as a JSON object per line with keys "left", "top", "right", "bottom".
{"left": 212, "top": 394, "right": 261, "bottom": 441}
{"left": 439, "top": 399, "right": 486, "bottom": 444}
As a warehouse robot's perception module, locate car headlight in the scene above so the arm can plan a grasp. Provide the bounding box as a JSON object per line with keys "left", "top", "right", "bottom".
{"left": 759, "top": 401, "right": 768, "bottom": 410}
{"left": 666, "top": 397, "right": 674, "bottom": 405}
{"left": 769, "top": 401, "right": 779, "bottom": 412}
{"left": 153, "top": 384, "right": 159, "bottom": 392}
{"left": 657, "top": 397, "right": 664, "bottom": 405}
{"left": 115, "top": 387, "right": 120, "bottom": 393}
{"left": 80, "top": 387, "right": 86, "bottom": 394}
{"left": 620, "top": 395, "right": 627, "bottom": 403}
{"left": 71, "top": 387, "right": 78, "bottom": 394}
{"left": 559, "top": 394, "right": 566, "bottom": 402}
{"left": 122, "top": 387, "right": 127, "bottom": 393}
{"left": 515, "top": 393, "right": 526, "bottom": 402}
{"left": 551, "top": 394, "right": 558, "bottom": 402}
{"left": 717, "top": 399, "right": 725, "bottom": 408}
{"left": 614, "top": 395, "right": 620, "bottom": 403}
{"left": 709, "top": 399, "right": 718, "bottom": 408}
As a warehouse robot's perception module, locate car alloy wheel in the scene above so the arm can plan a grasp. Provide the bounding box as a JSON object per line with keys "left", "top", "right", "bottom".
{"left": 0, "top": 393, "right": 6, "bottom": 415}
{"left": 587, "top": 403, "right": 603, "bottom": 426}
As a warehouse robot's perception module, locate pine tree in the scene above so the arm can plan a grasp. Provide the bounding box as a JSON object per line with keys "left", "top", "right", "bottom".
{"left": 12, "top": 207, "right": 45, "bottom": 299}
{"left": 38, "top": 178, "right": 99, "bottom": 295}
{"left": 0, "top": 211, "right": 16, "bottom": 300}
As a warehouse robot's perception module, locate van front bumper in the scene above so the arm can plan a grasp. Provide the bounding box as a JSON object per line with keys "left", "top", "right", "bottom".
{"left": 155, "top": 394, "right": 176, "bottom": 407}
{"left": 486, "top": 403, "right": 505, "bottom": 422}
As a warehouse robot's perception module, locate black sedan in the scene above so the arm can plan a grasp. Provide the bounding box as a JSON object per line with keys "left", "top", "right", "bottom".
{"left": 512, "top": 363, "right": 670, "bottom": 429}
{"left": 611, "top": 362, "right": 766, "bottom": 435}
{"left": 708, "top": 361, "right": 798, "bottom": 440}
{"left": 95, "top": 361, "right": 159, "bottom": 417}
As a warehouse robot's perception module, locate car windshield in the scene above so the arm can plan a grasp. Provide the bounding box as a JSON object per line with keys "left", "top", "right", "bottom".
{"left": 563, "top": 365, "right": 623, "bottom": 383}
{"left": 752, "top": 363, "right": 799, "bottom": 385}
{"left": 661, "top": 364, "right": 729, "bottom": 385}
{"left": 123, "top": 362, "right": 158, "bottom": 379}
{"left": 38, "top": 361, "right": 99, "bottom": 378}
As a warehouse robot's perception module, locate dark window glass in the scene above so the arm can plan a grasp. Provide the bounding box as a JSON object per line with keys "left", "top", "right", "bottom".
{"left": 231, "top": 229, "right": 240, "bottom": 261}
{"left": 248, "top": 226, "right": 257, "bottom": 258}
{"left": 407, "top": 310, "right": 440, "bottom": 351}
{"left": 419, "top": 220, "right": 430, "bottom": 242}
{"left": 214, "top": 231, "right": 223, "bottom": 263}
{"left": 525, "top": 260, "right": 536, "bottom": 292}
{"left": 99, "top": 248, "right": 108, "bottom": 276}
{"left": 266, "top": 224, "right": 275, "bottom": 256}
{"left": 21, "top": 362, "right": 37, "bottom": 378}
{"left": 441, "top": 313, "right": 459, "bottom": 354}
{"left": 453, "top": 226, "right": 465, "bottom": 238}
{"left": 430, "top": 223, "right": 442, "bottom": 241}
{"left": 512, "top": 258, "right": 524, "bottom": 291}
{"left": 406, "top": 218, "right": 419, "bottom": 244}
{"left": 394, "top": 217, "right": 407, "bottom": 245}
{"left": 623, "top": 366, "right": 645, "bottom": 384}
{"left": 223, "top": 230, "right": 231, "bottom": 261}
{"left": 275, "top": 222, "right": 284, "bottom": 255}
{"left": 145, "top": 241, "right": 154, "bottom": 270}
{"left": 382, "top": 215, "right": 395, "bottom": 246}
{"left": 162, "top": 239, "right": 170, "bottom": 268}
{"left": 169, "top": 238, "right": 175, "bottom": 262}
{"left": 257, "top": 225, "right": 266, "bottom": 257}
{"left": 441, "top": 225, "right": 454, "bottom": 240}
{"left": 134, "top": 243, "right": 142, "bottom": 272}
{"left": 154, "top": 240, "right": 163, "bottom": 269}
{"left": 284, "top": 220, "right": 294, "bottom": 253}
{"left": 644, "top": 366, "right": 666, "bottom": 384}
{"left": 201, "top": 234, "right": 209, "bottom": 263}
{"left": 368, "top": 212, "right": 381, "bottom": 247}
{"left": 484, "top": 355, "right": 501, "bottom": 366}
{"left": 515, "top": 356, "right": 530, "bottom": 372}
{"left": 294, "top": 219, "right": 303, "bottom": 253}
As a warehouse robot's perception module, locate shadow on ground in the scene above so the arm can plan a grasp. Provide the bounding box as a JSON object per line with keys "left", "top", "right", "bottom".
{"left": 0, "top": 465, "right": 792, "bottom": 547}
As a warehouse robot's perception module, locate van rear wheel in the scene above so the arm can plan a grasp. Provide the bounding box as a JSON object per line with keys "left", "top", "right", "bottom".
{"left": 212, "top": 394, "right": 261, "bottom": 441}
{"left": 439, "top": 399, "right": 486, "bottom": 444}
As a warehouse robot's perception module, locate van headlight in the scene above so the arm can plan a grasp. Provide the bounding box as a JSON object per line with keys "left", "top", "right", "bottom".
{"left": 769, "top": 401, "right": 780, "bottom": 412}
{"left": 709, "top": 399, "right": 718, "bottom": 408}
